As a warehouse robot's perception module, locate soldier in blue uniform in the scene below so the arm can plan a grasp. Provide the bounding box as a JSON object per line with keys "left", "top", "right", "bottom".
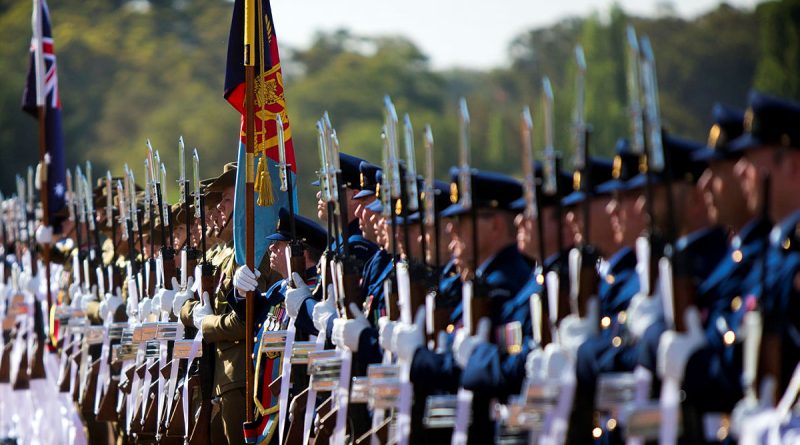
{"left": 398, "top": 169, "right": 530, "bottom": 444}
{"left": 230, "top": 207, "right": 327, "bottom": 335}
{"left": 723, "top": 92, "right": 800, "bottom": 416}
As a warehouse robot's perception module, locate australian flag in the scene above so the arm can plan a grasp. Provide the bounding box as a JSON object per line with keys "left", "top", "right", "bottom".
{"left": 224, "top": 0, "right": 297, "bottom": 268}
{"left": 21, "top": 0, "right": 67, "bottom": 222}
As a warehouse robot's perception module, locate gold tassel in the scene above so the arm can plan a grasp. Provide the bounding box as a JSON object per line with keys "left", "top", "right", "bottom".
{"left": 255, "top": 155, "right": 274, "bottom": 207}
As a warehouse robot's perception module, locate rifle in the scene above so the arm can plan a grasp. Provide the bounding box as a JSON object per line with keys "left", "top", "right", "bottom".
{"left": 541, "top": 78, "right": 571, "bottom": 326}
{"left": 188, "top": 186, "right": 215, "bottom": 445}
{"left": 520, "top": 106, "right": 553, "bottom": 347}
{"left": 422, "top": 125, "right": 450, "bottom": 345}
{"left": 12, "top": 180, "right": 31, "bottom": 391}
{"left": 570, "top": 45, "right": 598, "bottom": 319}
{"left": 452, "top": 98, "right": 490, "bottom": 445}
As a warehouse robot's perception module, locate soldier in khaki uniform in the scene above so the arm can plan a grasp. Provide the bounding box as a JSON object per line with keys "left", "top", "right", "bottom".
{"left": 178, "top": 164, "right": 281, "bottom": 444}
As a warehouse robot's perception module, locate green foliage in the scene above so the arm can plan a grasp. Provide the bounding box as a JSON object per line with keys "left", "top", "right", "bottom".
{"left": 0, "top": 0, "right": 792, "bottom": 219}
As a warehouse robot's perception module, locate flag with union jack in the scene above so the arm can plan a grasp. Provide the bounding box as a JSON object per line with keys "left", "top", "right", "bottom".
{"left": 21, "top": 0, "right": 67, "bottom": 220}
{"left": 224, "top": 0, "right": 298, "bottom": 268}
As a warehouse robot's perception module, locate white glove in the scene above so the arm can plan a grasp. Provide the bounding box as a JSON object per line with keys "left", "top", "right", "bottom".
{"left": 526, "top": 343, "right": 571, "bottom": 381}
{"left": 378, "top": 317, "right": 397, "bottom": 352}
{"left": 154, "top": 277, "right": 179, "bottom": 316}
{"left": 454, "top": 317, "right": 491, "bottom": 369}
{"left": 285, "top": 272, "right": 312, "bottom": 319}
{"left": 525, "top": 347, "right": 546, "bottom": 380}
{"left": 557, "top": 298, "right": 599, "bottom": 357}
{"left": 233, "top": 266, "right": 260, "bottom": 295}
{"left": 69, "top": 282, "right": 82, "bottom": 302}
{"left": 35, "top": 225, "right": 53, "bottom": 245}
{"left": 172, "top": 277, "right": 194, "bottom": 316}
{"left": 312, "top": 284, "right": 337, "bottom": 334}
{"left": 138, "top": 298, "right": 153, "bottom": 321}
{"left": 192, "top": 291, "right": 214, "bottom": 330}
{"left": 657, "top": 306, "right": 707, "bottom": 381}
{"left": 99, "top": 289, "right": 123, "bottom": 322}
{"left": 70, "top": 291, "right": 84, "bottom": 311}
{"left": 126, "top": 296, "right": 137, "bottom": 318}
{"left": 332, "top": 303, "right": 370, "bottom": 352}
{"left": 731, "top": 377, "right": 777, "bottom": 438}
{"left": 26, "top": 273, "right": 41, "bottom": 297}
{"left": 395, "top": 307, "right": 426, "bottom": 363}
{"left": 627, "top": 292, "right": 663, "bottom": 340}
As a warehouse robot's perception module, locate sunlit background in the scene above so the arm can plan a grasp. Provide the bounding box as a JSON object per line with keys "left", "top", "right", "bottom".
{"left": 0, "top": 0, "right": 793, "bottom": 217}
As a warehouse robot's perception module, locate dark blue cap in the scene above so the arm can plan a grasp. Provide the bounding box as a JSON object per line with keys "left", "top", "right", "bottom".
{"left": 730, "top": 91, "right": 800, "bottom": 152}
{"left": 385, "top": 179, "right": 451, "bottom": 225}
{"left": 311, "top": 153, "right": 367, "bottom": 188}
{"left": 509, "top": 162, "right": 572, "bottom": 211}
{"left": 562, "top": 156, "right": 615, "bottom": 207}
{"left": 441, "top": 169, "right": 523, "bottom": 218}
{"left": 693, "top": 104, "right": 746, "bottom": 162}
{"left": 624, "top": 133, "right": 706, "bottom": 191}
{"left": 596, "top": 139, "right": 642, "bottom": 194}
{"left": 353, "top": 161, "right": 381, "bottom": 199}
{"left": 266, "top": 208, "right": 328, "bottom": 252}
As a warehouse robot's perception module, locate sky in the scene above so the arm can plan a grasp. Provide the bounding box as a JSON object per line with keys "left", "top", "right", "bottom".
{"left": 271, "top": 0, "right": 762, "bottom": 70}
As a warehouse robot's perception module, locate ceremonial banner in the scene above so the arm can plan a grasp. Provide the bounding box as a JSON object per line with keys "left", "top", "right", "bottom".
{"left": 224, "top": 0, "right": 297, "bottom": 266}
{"left": 22, "top": 0, "right": 66, "bottom": 218}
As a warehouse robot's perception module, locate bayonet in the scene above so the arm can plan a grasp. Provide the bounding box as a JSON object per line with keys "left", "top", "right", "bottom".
{"left": 106, "top": 171, "right": 114, "bottom": 228}
{"left": 520, "top": 107, "right": 538, "bottom": 220}
{"left": 573, "top": 45, "right": 587, "bottom": 171}
{"left": 626, "top": 26, "right": 645, "bottom": 156}
{"left": 542, "top": 77, "right": 557, "bottom": 196}
{"left": 178, "top": 137, "right": 186, "bottom": 206}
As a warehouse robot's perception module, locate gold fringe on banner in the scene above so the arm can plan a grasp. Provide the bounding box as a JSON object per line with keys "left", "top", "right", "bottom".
{"left": 255, "top": 155, "right": 274, "bottom": 207}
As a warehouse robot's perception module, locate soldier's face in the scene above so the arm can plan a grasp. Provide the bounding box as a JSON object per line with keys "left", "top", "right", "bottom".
{"left": 609, "top": 191, "right": 645, "bottom": 247}
{"left": 173, "top": 224, "right": 186, "bottom": 250}
{"left": 355, "top": 197, "right": 378, "bottom": 243}
{"left": 698, "top": 160, "right": 750, "bottom": 228}
{"left": 567, "top": 198, "right": 616, "bottom": 254}
{"left": 736, "top": 148, "right": 773, "bottom": 214}
{"left": 515, "top": 213, "right": 538, "bottom": 259}
{"left": 217, "top": 186, "right": 235, "bottom": 226}
{"left": 407, "top": 224, "right": 422, "bottom": 261}
{"left": 269, "top": 240, "right": 289, "bottom": 278}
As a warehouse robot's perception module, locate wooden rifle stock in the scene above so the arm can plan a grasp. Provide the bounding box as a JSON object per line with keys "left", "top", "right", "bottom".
{"left": 0, "top": 339, "right": 12, "bottom": 383}
{"left": 290, "top": 253, "right": 306, "bottom": 283}
{"left": 162, "top": 248, "right": 177, "bottom": 290}
{"left": 139, "top": 362, "right": 161, "bottom": 436}
{"left": 97, "top": 360, "right": 121, "bottom": 422}
{"left": 80, "top": 358, "right": 101, "bottom": 417}
{"left": 577, "top": 248, "right": 599, "bottom": 319}
{"left": 189, "top": 264, "right": 215, "bottom": 445}
{"left": 12, "top": 341, "right": 30, "bottom": 390}
{"left": 147, "top": 259, "right": 157, "bottom": 299}
{"left": 284, "top": 388, "right": 309, "bottom": 445}
{"left": 167, "top": 374, "right": 198, "bottom": 438}
{"left": 341, "top": 266, "right": 362, "bottom": 320}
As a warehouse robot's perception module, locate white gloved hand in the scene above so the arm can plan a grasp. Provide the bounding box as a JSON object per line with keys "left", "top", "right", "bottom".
{"left": 70, "top": 291, "right": 84, "bottom": 311}
{"left": 35, "top": 225, "right": 53, "bottom": 245}
{"left": 99, "top": 288, "right": 123, "bottom": 322}
{"left": 138, "top": 298, "right": 153, "bottom": 321}
{"left": 525, "top": 347, "right": 546, "bottom": 380}
{"left": 557, "top": 298, "right": 599, "bottom": 357}
{"left": 69, "top": 282, "right": 82, "bottom": 302}
{"left": 233, "top": 266, "right": 260, "bottom": 295}
{"left": 312, "top": 284, "right": 337, "bottom": 334}
{"left": 657, "top": 306, "right": 707, "bottom": 381}
{"left": 335, "top": 303, "right": 370, "bottom": 352}
{"left": 731, "top": 377, "right": 777, "bottom": 438}
{"left": 285, "top": 272, "right": 312, "bottom": 319}
{"left": 126, "top": 296, "right": 138, "bottom": 319}
{"left": 526, "top": 343, "right": 572, "bottom": 381}
{"left": 627, "top": 292, "right": 663, "bottom": 340}
{"left": 26, "top": 273, "right": 41, "bottom": 297}
{"left": 378, "top": 317, "right": 397, "bottom": 352}
{"left": 172, "top": 277, "right": 194, "bottom": 316}
{"left": 192, "top": 291, "right": 214, "bottom": 330}
{"left": 394, "top": 307, "right": 426, "bottom": 363}
{"left": 454, "top": 317, "right": 491, "bottom": 369}
{"left": 153, "top": 277, "right": 179, "bottom": 316}
{"left": 331, "top": 318, "right": 346, "bottom": 349}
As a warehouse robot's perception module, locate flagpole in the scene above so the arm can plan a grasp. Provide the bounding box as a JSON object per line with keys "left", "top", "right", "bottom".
{"left": 33, "top": 0, "right": 53, "bottom": 339}
{"left": 244, "top": 0, "right": 256, "bottom": 424}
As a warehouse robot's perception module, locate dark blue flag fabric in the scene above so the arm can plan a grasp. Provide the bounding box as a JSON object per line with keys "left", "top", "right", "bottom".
{"left": 21, "top": 0, "right": 67, "bottom": 222}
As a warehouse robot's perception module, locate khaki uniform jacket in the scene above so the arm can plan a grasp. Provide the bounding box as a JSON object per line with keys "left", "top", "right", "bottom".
{"left": 180, "top": 242, "right": 281, "bottom": 397}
